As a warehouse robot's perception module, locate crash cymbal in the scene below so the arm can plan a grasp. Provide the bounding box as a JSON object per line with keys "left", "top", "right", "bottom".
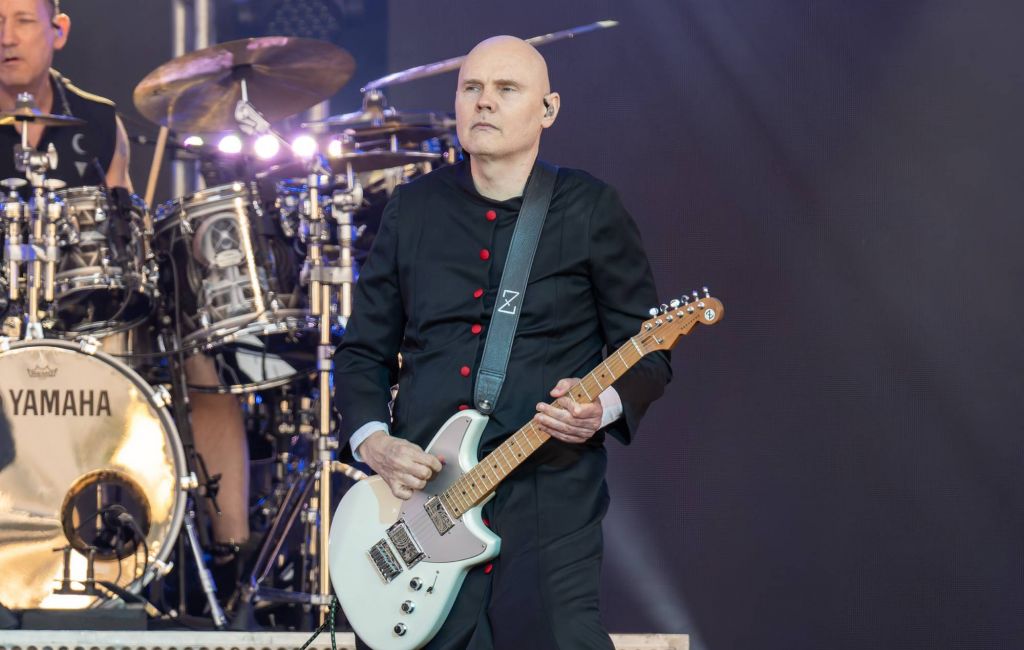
{"left": 330, "top": 149, "right": 440, "bottom": 173}
{"left": 0, "top": 105, "right": 86, "bottom": 127}
{"left": 304, "top": 110, "right": 455, "bottom": 143}
{"left": 362, "top": 20, "right": 618, "bottom": 91}
{"left": 257, "top": 149, "right": 440, "bottom": 181}
{"left": 133, "top": 36, "right": 355, "bottom": 133}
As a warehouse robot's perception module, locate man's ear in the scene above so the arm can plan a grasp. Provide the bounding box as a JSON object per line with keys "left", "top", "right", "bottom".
{"left": 52, "top": 13, "right": 71, "bottom": 50}
{"left": 541, "top": 92, "right": 560, "bottom": 127}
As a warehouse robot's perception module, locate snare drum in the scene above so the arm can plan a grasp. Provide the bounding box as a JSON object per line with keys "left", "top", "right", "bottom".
{"left": 53, "top": 186, "right": 155, "bottom": 333}
{"left": 0, "top": 339, "right": 186, "bottom": 609}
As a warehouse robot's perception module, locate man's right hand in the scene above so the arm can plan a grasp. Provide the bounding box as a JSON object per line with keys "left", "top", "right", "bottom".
{"left": 356, "top": 430, "right": 443, "bottom": 500}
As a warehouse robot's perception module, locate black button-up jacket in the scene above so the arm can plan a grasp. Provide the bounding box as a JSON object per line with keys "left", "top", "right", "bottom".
{"left": 333, "top": 160, "right": 671, "bottom": 457}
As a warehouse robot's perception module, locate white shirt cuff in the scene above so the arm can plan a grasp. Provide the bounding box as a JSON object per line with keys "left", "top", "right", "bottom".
{"left": 598, "top": 387, "right": 623, "bottom": 428}
{"left": 349, "top": 421, "right": 389, "bottom": 462}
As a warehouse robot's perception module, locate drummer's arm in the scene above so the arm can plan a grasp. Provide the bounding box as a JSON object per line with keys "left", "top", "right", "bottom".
{"left": 105, "top": 115, "right": 133, "bottom": 192}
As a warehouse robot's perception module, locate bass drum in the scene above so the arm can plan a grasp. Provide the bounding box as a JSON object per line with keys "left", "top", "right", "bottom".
{"left": 0, "top": 340, "right": 186, "bottom": 609}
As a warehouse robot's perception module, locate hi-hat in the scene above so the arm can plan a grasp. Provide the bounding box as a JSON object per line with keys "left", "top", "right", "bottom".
{"left": 133, "top": 36, "right": 356, "bottom": 133}
{"left": 0, "top": 105, "right": 85, "bottom": 128}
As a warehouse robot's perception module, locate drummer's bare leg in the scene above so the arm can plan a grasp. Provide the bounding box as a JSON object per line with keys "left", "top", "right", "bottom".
{"left": 185, "top": 354, "right": 250, "bottom": 553}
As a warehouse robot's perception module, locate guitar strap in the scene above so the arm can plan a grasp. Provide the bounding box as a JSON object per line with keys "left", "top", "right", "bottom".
{"left": 473, "top": 160, "right": 559, "bottom": 414}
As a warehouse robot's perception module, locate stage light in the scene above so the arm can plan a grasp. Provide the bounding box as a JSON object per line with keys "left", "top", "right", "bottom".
{"left": 292, "top": 134, "right": 318, "bottom": 158}
{"left": 327, "top": 138, "right": 344, "bottom": 158}
{"left": 218, "top": 134, "right": 243, "bottom": 155}
{"left": 254, "top": 134, "right": 281, "bottom": 159}
{"left": 182, "top": 135, "right": 204, "bottom": 148}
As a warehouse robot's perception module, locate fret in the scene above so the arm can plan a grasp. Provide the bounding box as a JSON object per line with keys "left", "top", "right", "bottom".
{"left": 496, "top": 445, "right": 514, "bottom": 473}
{"left": 615, "top": 347, "right": 629, "bottom": 375}
{"left": 578, "top": 380, "right": 593, "bottom": 401}
{"left": 630, "top": 335, "right": 643, "bottom": 358}
{"left": 482, "top": 451, "right": 508, "bottom": 482}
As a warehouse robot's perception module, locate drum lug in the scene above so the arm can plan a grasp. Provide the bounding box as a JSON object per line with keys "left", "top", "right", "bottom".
{"left": 152, "top": 384, "right": 172, "bottom": 408}
{"left": 77, "top": 336, "right": 100, "bottom": 355}
{"left": 181, "top": 472, "right": 200, "bottom": 491}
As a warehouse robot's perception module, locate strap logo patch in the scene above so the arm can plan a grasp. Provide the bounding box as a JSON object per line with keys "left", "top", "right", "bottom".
{"left": 498, "top": 290, "right": 520, "bottom": 315}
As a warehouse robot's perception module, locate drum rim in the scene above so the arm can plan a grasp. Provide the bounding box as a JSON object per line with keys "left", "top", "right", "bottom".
{"left": 154, "top": 181, "right": 253, "bottom": 227}
{"left": 0, "top": 338, "right": 187, "bottom": 597}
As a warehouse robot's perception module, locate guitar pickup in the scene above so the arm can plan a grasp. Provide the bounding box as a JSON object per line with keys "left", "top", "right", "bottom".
{"left": 387, "top": 520, "right": 425, "bottom": 568}
{"left": 368, "top": 539, "right": 402, "bottom": 583}
{"left": 423, "top": 495, "right": 454, "bottom": 535}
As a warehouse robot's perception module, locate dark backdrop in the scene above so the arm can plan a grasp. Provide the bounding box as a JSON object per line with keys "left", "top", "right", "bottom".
{"left": 50, "top": 1, "right": 1024, "bottom": 648}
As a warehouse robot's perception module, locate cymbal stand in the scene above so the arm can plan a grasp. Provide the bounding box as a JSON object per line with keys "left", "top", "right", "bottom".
{"left": 10, "top": 96, "right": 59, "bottom": 340}
{"left": 231, "top": 162, "right": 364, "bottom": 628}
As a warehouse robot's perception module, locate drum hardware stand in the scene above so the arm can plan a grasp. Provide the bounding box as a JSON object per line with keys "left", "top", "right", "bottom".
{"left": 6, "top": 92, "right": 62, "bottom": 340}
{"left": 231, "top": 165, "right": 365, "bottom": 629}
{"left": 155, "top": 310, "right": 230, "bottom": 629}
{"left": 52, "top": 545, "right": 99, "bottom": 597}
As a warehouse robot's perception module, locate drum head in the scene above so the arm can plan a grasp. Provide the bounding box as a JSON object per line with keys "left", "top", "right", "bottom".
{"left": 0, "top": 341, "right": 185, "bottom": 609}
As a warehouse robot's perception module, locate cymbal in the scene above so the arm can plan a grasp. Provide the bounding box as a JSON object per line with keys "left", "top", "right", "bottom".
{"left": 133, "top": 36, "right": 356, "bottom": 133}
{"left": 0, "top": 106, "right": 86, "bottom": 127}
{"left": 257, "top": 149, "right": 440, "bottom": 181}
{"left": 362, "top": 20, "right": 618, "bottom": 91}
{"left": 330, "top": 149, "right": 440, "bottom": 173}
{"left": 304, "top": 110, "right": 455, "bottom": 143}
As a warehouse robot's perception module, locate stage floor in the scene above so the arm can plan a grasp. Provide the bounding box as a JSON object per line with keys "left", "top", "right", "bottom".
{"left": 0, "top": 630, "right": 688, "bottom": 650}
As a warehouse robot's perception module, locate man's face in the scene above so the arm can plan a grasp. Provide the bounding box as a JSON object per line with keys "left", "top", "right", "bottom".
{"left": 455, "top": 39, "right": 551, "bottom": 161}
{"left": 0, "top": 0, "right": 63, "bottom": 91}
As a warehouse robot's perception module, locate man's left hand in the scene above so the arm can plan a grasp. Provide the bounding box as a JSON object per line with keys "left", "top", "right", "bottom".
{"left": 532, "top": 378, "right": 603, "bottom": 444}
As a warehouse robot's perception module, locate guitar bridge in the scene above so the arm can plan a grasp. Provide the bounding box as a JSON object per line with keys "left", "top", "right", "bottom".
{"left": 387, "top": 520, "right": 425, "bottom": 568}
{"left": 368, "top": 539, "right": 402, "bottom": 583}
{"left": 423, "top": 495, "right": 454, "bottom": 535}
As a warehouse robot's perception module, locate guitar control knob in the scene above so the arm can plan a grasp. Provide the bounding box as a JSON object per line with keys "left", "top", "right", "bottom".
{"left": 409, "top": 577, "right": 423, "bottom": 591}
{"left": 401, "top": 600, "right": 416, "bottom": 614}
{"left": 394, "top": 622, "right": 407, "bottom": 636}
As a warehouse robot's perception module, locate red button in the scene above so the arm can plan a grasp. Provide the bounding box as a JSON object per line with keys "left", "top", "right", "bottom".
{"left": 458, "top": 404, "right": 470, "bottom": 411}
{"left": 479, "top": 249, "right": 490, "bottom": 261}
{"left": 473, "top": 288, "right": 484, "bottom": 299}
{"left": 484, "top": 563, "right": 494, "bottom": 574}
{"left": 471, "top": 324, "right": 483, "bottom": 335}
{"left": 485, "top": 210, "right": 497, "bottom": 221}
{"left": 460, "top": 365, "right": 471, "bottom": 377}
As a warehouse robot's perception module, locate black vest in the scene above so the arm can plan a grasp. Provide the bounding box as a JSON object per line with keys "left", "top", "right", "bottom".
{"left": 0, "top": 70, "right": 117, "bottom": 190}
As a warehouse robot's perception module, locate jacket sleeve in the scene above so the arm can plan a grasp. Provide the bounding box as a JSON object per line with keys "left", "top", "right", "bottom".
{"left": 333, "top": 188, "right": 406, "bottom": 443}
{"left": 587, "top": 185, "right": 672, "bottom": 444}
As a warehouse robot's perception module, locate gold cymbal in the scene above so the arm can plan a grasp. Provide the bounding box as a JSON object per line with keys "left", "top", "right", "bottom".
{"left": 0, "top": 106, "right": 86, "bottom": 128}
{"left": 133, "top": 36, "right": 356, "bottom": 133}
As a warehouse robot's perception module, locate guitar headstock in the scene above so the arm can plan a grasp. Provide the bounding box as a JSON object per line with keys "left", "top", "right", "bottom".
{"left": 636, "top": 287, "right": 723, "bottom": 353}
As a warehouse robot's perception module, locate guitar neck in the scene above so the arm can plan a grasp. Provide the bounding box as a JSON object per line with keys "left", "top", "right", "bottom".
{"left": 439, "top": 336, "right": 646, "bottom": 518}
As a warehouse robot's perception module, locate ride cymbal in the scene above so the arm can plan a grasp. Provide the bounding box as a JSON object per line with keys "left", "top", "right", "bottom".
{"left": 133, "top": 36, "right": 355, "bottom": 133}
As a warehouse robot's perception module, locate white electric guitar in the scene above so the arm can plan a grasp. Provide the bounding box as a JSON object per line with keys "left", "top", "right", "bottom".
{"left": 329, "top": 290, "right": 724, "bottom": 649}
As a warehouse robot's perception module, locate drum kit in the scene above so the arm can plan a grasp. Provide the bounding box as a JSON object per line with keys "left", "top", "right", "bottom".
{"left": 0, "top": 20, "right": 616, "bottom": 630}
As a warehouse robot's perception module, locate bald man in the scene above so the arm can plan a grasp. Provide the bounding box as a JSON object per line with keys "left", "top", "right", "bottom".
{"left": 334, "top": 36, "right": 671, "bottom": 649}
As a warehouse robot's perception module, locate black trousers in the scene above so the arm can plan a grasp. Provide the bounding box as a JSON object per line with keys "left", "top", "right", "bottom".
{"left": 356, "top": 443, "right": 614, "bottom": 650}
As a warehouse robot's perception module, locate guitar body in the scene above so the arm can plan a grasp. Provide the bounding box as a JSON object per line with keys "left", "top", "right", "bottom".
{"left": 329, "top": 410, "right": 500, "bottom": 650}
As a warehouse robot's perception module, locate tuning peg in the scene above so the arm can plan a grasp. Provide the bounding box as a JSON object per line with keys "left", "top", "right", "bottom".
{"left": 648, "top": 307, "right": 659, "bottom": 317}
{"left": 691, "top": 290, "right": 700, "bottom": 301}
{"left": 669, "top": 299, "right": 680, "bottom": 309}
{"left": 660, "top": 304, "right": 670, "bottom": 314}
{"left": 702, "top": 286, "right": 710, "bottom": 298}
{"left": 680, "top": 295, "right": 689, "bottom": 305}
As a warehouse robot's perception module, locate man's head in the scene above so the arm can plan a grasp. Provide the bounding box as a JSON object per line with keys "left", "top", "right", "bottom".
{"left": 455, "top": 35, "right": 559, "bottom": 162}
{"left": 0, "top": 0, "right": 70, "bottom": 92}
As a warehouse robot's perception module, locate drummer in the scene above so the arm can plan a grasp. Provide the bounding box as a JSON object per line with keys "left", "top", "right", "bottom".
{"left": 0, "top": 0, "right": 250, "bottom": 579}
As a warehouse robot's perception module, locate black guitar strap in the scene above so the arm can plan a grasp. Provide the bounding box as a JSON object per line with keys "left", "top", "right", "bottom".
{"left": 473, "top": 160, "right": 558, "bottom": 414}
